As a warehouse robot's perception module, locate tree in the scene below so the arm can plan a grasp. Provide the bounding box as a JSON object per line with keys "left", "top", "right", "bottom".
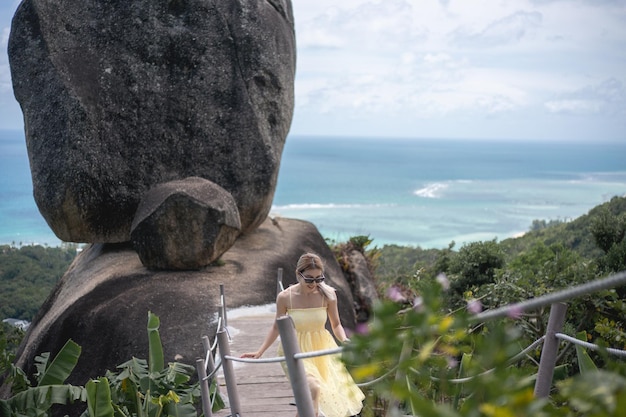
{"left": 446, "top": 239, "right": 504, "bottom": 307}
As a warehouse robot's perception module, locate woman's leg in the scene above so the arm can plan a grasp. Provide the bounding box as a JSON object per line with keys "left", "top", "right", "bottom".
{"left": 295, "top": 375, "right": 322, "bottom": 417}
{"left": 307, "top": 375, "right": 321, "bottom": 417}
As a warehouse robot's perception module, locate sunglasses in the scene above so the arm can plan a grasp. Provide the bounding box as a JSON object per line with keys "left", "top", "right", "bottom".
{"left": 299, "top": 271, "right": 326, "bottom": 284}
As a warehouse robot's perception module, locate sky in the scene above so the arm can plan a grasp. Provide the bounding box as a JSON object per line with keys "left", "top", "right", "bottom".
{"left": 1, "top": 0, "right": 625, "bottom": 142}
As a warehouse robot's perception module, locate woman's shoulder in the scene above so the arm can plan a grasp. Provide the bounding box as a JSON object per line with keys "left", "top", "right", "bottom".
{"left": 277, "top": 285, "right": 296, "bottom": 300}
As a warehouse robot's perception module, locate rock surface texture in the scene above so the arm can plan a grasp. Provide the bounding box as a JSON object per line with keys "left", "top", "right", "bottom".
{"left": 131, "top": 177, "right": 241, "bottom": 269}
{"left": 9, "top": 0, "right": 296, "bottom": 243}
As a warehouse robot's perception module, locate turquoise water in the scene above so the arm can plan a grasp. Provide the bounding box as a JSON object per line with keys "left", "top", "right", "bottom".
{"left": 271, "top": 136, "right": 626, "bottom": 248}
{"left": 1, "top": 130, "right": 625, "bottom": 248}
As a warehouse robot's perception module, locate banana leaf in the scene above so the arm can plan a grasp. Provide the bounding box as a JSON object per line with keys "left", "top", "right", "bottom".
{"left": 86, "top": 377, "right": 115, "bottom": 417}
{"left": 37, "top": 339, "right": 81, "bottom": 386}
{"left": 575, "top": 331, "right": 598, "bottom": 374}
{"left": 2, "top": 384, "right": 85, "bottom": 415}
{"left": 147, "top": 312, "right": 164, "bottom": 373}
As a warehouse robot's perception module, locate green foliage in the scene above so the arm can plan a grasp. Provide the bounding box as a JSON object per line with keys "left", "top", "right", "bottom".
{"left": 104, "top": 311, "right": 223, "bottom": 417}
{"left": 0, "top": 322, "right": 24, "bottom": 381}
{"left": 446, "top": 239, "right": 505, "bottom": 308}
{"left": 555, "top": 370, "right": 626, "bottom": 417}
{"left": 0, "top": 244, "right": 78, "bottom": 320}
{"left": 372, "top": 196, "right": 626, "bottom": 364}
{"left": 372, "top": 244, "right": 442, "bottom": 284}
{"left": 590, "top": 206, "right": 625, "bottom": 253}
{"left": 348, "top": 235, "right": 375, "bottom": 252}
{"left": 0, "top": 339, "right": 86, "bottom": 416}
{"left": 590, "top": 202, "right": 626, "bottom": 274}
{"left": 0, "top": 312, "right": 223, "bottom": 417}
{"left": 343, "top": 281, "right": 626, "bottom": 417}
{"left": 480, "top": 243, "right": 599, "bottom": 339}
{"left": 85, "top": 377, "right": 115, "bottom": 417}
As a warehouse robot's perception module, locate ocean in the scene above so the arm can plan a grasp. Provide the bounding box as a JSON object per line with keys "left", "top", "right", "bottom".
{"left": 1, "top": 129, "right": 625, "bottom": 249}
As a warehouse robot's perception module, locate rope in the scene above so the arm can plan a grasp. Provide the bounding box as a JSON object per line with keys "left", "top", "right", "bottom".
{"left": 472, "top": 271, "right": 626, "bottom": 323}
{"left": 211, "top": 316, "right": 221, "bottom": 350}
{"left": 356, "top": 364, "right": 399, "bottom": 387}
{"left": 555, "top": 333, "right": 626, "bottom": 358}
{"left": 203, "top": 360, "right": 223, "bottom": 381}
{"left": 507, "top": 336, "right": 545, "bottom": 365}
{"left": 224, "top": 354, "right": 287, "bottom": 364}
{"left": 410, "top": 337, "right": 545, "bottom": 384}
{"left": 294, "top": 346, "right": 344, "bottom": 360}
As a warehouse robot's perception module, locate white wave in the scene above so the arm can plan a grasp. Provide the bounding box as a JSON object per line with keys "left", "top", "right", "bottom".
{"left": 226, "top": 303, "right": 276, "bottom": 319}
{"left": 414, "top": 182, "right": 449, "bottom": 198}
{"left": 271, "top": 202, "right": 395, "bottom": 210}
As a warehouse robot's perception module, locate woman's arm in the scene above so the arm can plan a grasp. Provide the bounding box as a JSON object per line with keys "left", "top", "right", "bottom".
{"left": 241, "top": 291, "right": 289, "bottom": 358}
{"left": 327, "top": 297, "right": 349, "bottom": 343}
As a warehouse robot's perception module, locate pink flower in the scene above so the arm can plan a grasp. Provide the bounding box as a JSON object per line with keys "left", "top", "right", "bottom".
{"left": 412, "top": 296, "right": 424, "bottom": 312}
{"left": 467, "top": 299, "right": 482, "bottom": 314}
{"left": 387, "top": 285, "right": 406, "bottom": 302}
{"left": 446, "top": 356, "right": 459, "bottom": 369}
{"left": 436, "top": 273, "right": 450, "bottom": 291}
{"left": 507, "top": 305, "right": 523, "bottom": 320}
{"left": 355, "top": 322, "right": 370, "bottom": 335}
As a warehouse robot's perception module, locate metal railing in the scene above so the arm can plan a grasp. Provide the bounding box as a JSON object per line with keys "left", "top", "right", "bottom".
{"left": 196, "top": 270, "right": 626, "bottom": 417}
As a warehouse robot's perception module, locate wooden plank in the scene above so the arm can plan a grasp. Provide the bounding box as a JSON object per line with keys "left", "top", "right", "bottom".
{"left": 210, "top": 308, "right": 296, "bottom": 417}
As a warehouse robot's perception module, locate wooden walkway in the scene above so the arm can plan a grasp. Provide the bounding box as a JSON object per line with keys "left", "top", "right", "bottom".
{"left": 211, "top": 307, "right": 296, "bottom": 417}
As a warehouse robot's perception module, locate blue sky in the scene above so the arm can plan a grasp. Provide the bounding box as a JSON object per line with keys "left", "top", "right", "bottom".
{"left": 1, "top": 0, "right": 625, "bottom": 141}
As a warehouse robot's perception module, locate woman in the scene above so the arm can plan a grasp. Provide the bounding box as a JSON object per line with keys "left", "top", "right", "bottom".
{"left": 241, "top": 252, "right": 364, "bottom": 417}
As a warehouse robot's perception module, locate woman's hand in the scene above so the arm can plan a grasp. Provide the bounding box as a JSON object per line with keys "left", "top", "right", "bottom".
{"left": 240, "top": 351, "right": 262, "bottom": 359}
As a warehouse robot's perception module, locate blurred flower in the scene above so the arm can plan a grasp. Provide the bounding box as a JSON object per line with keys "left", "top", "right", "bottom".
{"left": 436, "top": 273, "right": 450, "bottom": 290}
{"left": 507, "top": 305, "right": 523, "bottom": 319}
{"left": 355, "top": 322, "right": 370, "bottom": 335}
{"left": 446, "top": 356, "right": 459, "bottom": 369}
{"left": 467, "top": 299, "right": 482, "bottom": 314}
{"left": 412, "top": 296, "right": 424, "bottom": 312}
{"left": 387, "top": 285, "right": 406, "bottom": 302}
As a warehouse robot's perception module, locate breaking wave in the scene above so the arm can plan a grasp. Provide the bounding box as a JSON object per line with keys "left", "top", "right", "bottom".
{"left": 414, "top": 182, "right": 449, "bottom": 198}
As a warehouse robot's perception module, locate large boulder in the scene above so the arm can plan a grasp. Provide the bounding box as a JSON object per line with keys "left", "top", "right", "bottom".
{"left": 130, "top": 177, "right": 241, "bottom": 270}
{"left": 5, "top": 218, "right": 358, "bottom": 394}
{"left": 8, "top": 0, "right": 296, "bottom": 243}
{"left": 346, "top": 249, "right": 379, "bottom": 322}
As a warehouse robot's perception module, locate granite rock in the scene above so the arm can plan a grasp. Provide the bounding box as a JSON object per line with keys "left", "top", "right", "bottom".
{"left": 8, "top": 0, "right": 296, "bottom": 243}
{"left": 130, "top": 177, "right": 241, "bottom": 270}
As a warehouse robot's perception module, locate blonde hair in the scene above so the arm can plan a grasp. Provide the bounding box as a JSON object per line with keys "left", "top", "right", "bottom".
{"left": 296, "top": 252, "right": 337, "bottom": 301}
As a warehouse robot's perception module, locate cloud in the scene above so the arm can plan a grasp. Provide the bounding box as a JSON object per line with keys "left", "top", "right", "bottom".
{"left": 450, "top": 10, "right": 543, "bottom": 48}
{"left": 297, "top": 0, "right": 427, "bottom": 52}
{"left": 1, "top": 26, "right": 12, "bottom": 93}
{"left": 545, "top": 78, "right": 626, "bottom": 116}
{"left": 545, "top": 99, "right": 601, "bottom": 114}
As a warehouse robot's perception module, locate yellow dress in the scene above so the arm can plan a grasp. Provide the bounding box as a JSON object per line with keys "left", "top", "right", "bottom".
{"left": 278, "top": 302, "right": 365, "bottom": 417}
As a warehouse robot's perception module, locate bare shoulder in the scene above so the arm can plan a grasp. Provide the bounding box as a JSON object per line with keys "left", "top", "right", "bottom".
{"left": 275, "top": 288, "right": 291, "bottom": 314}
{"left": 277, "top": 286, "right": 292, "bottom": 301}
{"left": 327, "top": 296, "right": 338, "bottom": 308}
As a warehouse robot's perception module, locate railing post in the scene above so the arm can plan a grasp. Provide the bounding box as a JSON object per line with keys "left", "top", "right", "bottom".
{"left": 277, "top": 267, "right": 284, "bottom": 295}
{"left": 217, "top": 328, "right": 241, "bottom": 416}
{"left": 277, "top": 316, "right": 316, "bottom": 417}
{"left": 196, "top": 358, "right": 213, "bottom": 417}
{"left": 387, "top": 338, "right": 413, "bottom": 417}
{"left": 202, "top": 336, "right": 218, "bottom": 380}
{"left": 220, "top": 284, "right": 227, "bottom": 329}
{"left": 534, "top": 302, "right": 567, "bottom": 398}
{"left": 202, "top": 335, "right": 221, "bottom": 399}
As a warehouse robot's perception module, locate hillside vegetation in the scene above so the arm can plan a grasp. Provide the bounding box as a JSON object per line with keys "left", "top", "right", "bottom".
{"left": 368, "top": 195, "right": 626, "bottom": 355}
{"left": 0, "top": 244, "right": 78, "bottom": 321}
